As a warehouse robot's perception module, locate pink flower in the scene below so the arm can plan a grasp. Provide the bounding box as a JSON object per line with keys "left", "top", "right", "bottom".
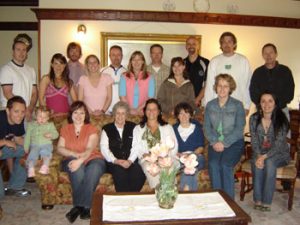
{"left": 146, "top": 163, "right": 160, "bottom": 176}
{"left": 180, "top": 153, "right": 198, "bottom": 175}
{"left": 158, "top": 156, "right": 173, "bottom": 168}
{"left": 157, "top": 145, "right": 169, "bottom": 158}
{"left": 144, "top": 153, "right": 158, "bottom": 163}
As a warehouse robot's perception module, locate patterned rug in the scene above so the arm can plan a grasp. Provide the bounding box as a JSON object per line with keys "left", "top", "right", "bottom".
{"left": 1, "top": 179, "right": 300, "bottom": 225}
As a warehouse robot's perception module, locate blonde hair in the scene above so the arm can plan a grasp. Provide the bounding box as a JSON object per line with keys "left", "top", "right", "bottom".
{"left": 213, "top": 74, "right": 236, "bottom": 95}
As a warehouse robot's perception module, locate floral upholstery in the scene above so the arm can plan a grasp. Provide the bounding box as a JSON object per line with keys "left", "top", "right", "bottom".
{"left": 34, "top": 114, "right": 211, "bottom": 207}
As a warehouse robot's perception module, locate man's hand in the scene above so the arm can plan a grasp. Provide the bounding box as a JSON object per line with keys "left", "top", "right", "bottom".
{"left": 5, "top": 140, "right": 16, "bottom": 150}
{"left": 213, "top": 142, "right": 224, "bottom": 152}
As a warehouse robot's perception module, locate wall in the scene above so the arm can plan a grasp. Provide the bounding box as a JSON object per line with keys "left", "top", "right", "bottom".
{"left": 40, "top": 20, "right": 300, "bottom": 108}
{"left": 39, "top": 0, "right": 300, "bottom": 18}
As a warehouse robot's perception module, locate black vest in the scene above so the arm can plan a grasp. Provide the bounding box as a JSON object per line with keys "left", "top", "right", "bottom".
{"left": 102, "top": 121, "right": 136, "bottom": 160}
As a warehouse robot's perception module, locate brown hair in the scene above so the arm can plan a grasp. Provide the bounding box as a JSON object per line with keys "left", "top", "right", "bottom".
{"left": 213, "top": 74, "right": 236, "bottom": 95}
{"left": 262, "top": 43, "right": 278, "bottom": 54}
{"left": 67, "top": 101, "right": 90, "bottom": 124}
{"left": 126, "top": 51, "right": 148, "bottom": 80}
{"left": 219, "top": 32, "right": 237, "bottom": 50}
{"left": 66, "top": 42, "right": 82, "bottom": 58}
{"left": 168, "top": 57, "right": 189, "bottom": 80}
{"left": 35, "top": 106, "right": 51, "bottom": 117}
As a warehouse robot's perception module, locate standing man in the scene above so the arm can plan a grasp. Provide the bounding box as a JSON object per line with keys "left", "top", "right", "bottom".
{"left": 101, "top": 45, "right": 127, "bottom": 114}
{"left": 147, "top": 44, "right": 169, "bottom": 96}
{"left": 250, "top": 43, "right": 294, "bottom": 118}
{"left": 184, "top": 36, "right": 210, "bottom": 107}
{"left": 66, "top": 42, "right": 85, "bottom": 91}
{"left": 203, "top": 32, "right": 252, "bottom": 113}
{"left": 0, "top": 96, "right": 31, "bottom": 200}
{"left": 0, "top": 33, "right": 38, "bottom": 121}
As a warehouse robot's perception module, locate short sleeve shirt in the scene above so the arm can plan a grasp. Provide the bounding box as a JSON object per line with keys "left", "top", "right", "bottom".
{"left": 0, "top": 110, "right": 25, "bottom": 140}
{"left": 78, "top": 73, "right": 113, "bottom": 111}
{"left": 0, "top": 61, "right": 36, "bottom": 108}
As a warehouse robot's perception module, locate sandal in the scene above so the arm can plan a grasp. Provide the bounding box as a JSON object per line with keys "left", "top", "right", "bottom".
{"left": 39, "top": 165, "right": 49, "bottom": 175}
{"left": 253, "top": 204, "right": 262, "bottom": 210}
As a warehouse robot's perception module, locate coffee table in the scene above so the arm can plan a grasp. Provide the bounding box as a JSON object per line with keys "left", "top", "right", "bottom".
{"left": 90, "top": 190, "right": 251, "bottom": 225}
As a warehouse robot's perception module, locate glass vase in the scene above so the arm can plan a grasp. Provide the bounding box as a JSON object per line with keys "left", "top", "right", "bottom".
{"left": 155, "top": 169, "right": 178, "bottom": 209}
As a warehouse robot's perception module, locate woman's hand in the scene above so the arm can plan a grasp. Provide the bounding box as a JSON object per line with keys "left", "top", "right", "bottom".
{"left": 44, "top": 132, "right": 52, "bottom": 139}
{"left": 255, "top": 154, "right": 267, "bottom": 169}
{"left": 213, "top": 142, "right": 224, "bottom": 152}
{"left": 114, "top": 159, "right": 132, "bottom": 169}
{"left": 68, "top": 158, "right": 84, "bottom": 172}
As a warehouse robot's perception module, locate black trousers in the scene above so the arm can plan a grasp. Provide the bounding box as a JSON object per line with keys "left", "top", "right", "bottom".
{"left": 107, "top": 161, "right": 145, "bottom": 192}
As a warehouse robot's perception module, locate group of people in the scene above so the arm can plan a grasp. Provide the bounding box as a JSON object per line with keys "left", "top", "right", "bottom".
{"left": 0, "top": 30, "right": 295, "bottom": 221}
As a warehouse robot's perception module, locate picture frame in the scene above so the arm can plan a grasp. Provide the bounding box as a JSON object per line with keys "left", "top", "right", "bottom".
{"left": 100, "top": 32, "right": 201, "bottom": 68}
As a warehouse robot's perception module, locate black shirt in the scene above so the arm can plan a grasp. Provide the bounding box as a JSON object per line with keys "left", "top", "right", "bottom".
{"left": 184, "top": 55, "right": 209, "bottom": 97}
{"left": 250, "top": 63, "right": 295, "bottom": 108}
{"left": 0, "top": 110, "right": 25, "bottom": 140}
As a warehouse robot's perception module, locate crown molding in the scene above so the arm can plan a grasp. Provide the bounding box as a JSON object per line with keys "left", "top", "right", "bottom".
{"left": 31, "top": 8, "right": 300, "bottom": 29}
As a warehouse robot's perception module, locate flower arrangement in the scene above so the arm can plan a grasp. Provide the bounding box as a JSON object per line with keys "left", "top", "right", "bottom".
{"left": 144, "top": 140, "right": 199, "bottom": 209}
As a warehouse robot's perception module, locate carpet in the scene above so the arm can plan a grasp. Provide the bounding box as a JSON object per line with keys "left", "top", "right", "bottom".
{"left": 1, "top": 179, "right": 300, "bottom": 225}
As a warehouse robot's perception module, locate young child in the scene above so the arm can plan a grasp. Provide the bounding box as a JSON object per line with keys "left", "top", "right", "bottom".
{"left": 24, "top": 106, "right": 59, "bottom": 177}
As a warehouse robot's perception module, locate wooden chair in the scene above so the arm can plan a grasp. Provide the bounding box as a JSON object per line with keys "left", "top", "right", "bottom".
{"left": 240, "top": 139, "right": 298, "bottom": 210}
{"left": 239, "top": 110, "right": 300, "bottom": 211}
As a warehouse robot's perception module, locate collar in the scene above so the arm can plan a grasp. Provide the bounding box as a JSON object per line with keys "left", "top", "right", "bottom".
{"left": 11, "top": 60, "right": 24, "bottom": 67}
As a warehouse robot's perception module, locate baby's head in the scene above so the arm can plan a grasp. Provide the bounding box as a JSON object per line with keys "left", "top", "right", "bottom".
{"left": 36, "top": 106, "right": 51, "bottom": 125}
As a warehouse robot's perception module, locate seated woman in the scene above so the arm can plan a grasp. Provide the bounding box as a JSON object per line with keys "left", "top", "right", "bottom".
{"left": 57, "top": 101, "right": 105, "bottom": 223}
{"left": 119, "top": 51, "right": 155, "bottom": 115}
{"left": 157, "top": 57, "right": 195, "bottom": 115}
{"left": 100, "top": 101, "right": 145, "bottom": 192}
{"left": 173, "top": 102, "right": 205, "bottom": 191}
{"left": 204, "top": 74, "right": 245, "bottom": 200}
{"left": 39, "top": 53, "right": 77, "bottom": 114}
{"left": 131, "top": 98, "right": 178, "bottom": 188}
{"left": 78, "top": 54, "right": 113, "bottom": 116}
{"left": 250, "top": 91, "right": 290, "bottom": 211}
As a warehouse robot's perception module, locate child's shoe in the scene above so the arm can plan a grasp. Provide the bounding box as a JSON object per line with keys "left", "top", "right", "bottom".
{"left": 28, "top": 167, "right": 35, "bottom": 177}
{"left": 39, "top": 165, "right": 49, "bottom": 175}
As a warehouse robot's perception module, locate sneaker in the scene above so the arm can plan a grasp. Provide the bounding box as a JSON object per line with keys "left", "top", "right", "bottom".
{"left": 39, "top": 165, "right": 49, "bottom": 175}
{"left": 28, "top": 167, "right": 35, "bottom": 177}
{"left": 15, "top": 189, "right": 31, "bottom": 197}
{"left": 4, "top": 188, "right": 31, "bottom": 197}
{"left": 4, "top": 188, "right": 16, "bottom": 196}
{"left": 80, "top": 208, "right": 90, "bottom": 220}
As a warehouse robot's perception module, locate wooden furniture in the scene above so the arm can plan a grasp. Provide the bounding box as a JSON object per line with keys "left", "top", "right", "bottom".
{"left": 90, "top": 190, "right": 251, "bottom": 225}
{"left": 239, "top": 109, "right": 300, "bottom": 210}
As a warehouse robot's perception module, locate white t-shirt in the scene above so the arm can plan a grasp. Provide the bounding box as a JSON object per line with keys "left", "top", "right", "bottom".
{"left": 101, "top": 65, "right": 127, "bottom": 113}
{"left": 178, "top": 124, "right": 196, "bottom": 142}
{"left": 0, "top": 61, "right": 36, "bottom": 108}
{"left": 203, "top": 53, "right": 252, "bottom": 109}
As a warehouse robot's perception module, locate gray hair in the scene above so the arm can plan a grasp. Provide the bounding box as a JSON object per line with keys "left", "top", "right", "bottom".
{"left": 112, "top": 101, "right": 130, "bottom": 117}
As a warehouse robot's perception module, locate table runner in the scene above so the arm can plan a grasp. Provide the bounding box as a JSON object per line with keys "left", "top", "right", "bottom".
{"left": 103, "top": 192, "right": 236, "bottom": 222}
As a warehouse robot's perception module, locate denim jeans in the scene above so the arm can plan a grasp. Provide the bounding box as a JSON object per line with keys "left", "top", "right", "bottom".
{"left": 180, "top": 154, "right": 205, "bottom": 191}
{"left": 252, "top": 156, "right": 288, "bottom": 205}
{"left": 62, "top": 157, "right": 106, "bottom": 208}
{"left": 0, "top": 145, "right": 27, "bottom": 198}
{"left": 208, "top": 139, "right": 244, "bottom": 199}
{"left": 27, "top": 144, "right": 53, "bottom": 166}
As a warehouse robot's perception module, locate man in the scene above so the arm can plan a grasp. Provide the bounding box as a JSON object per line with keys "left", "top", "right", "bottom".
{"left": 147, "top": 44, "right": 169, "bottom": 96}
{"left": 203, "top": 32, "right": 252, "bottom": 113}
{"left": 0, "top": 33, "right": 38, "bottom": 121}
{"left": 67, "top": 42, "right": 85, "bottom": 90}
{"left": 250, "top": 43, "right": 294, "bottom": 117}
{"left": 184, "top": 36, "right": 210, "bottom": 107}
{"left": 101, "top": 45, "right": 127, "bottom": 114}
{"left": 0, "top": 96, "right": 30, "bottom": 200}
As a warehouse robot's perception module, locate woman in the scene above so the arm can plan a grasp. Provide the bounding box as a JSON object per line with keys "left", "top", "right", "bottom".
{"left": 131, "top": 98, "right": 178, "bottom": 188}
{"left": 204, "top": 74, "right": 245, "bottom": 199}
{"left": 173, "top": 102, "right": 205, "bottom": 191}
{"left": 250, "top": 92, "right": 290, "bottom": 211}
{"left": 119, "top": 51, "right": 155, "bottom": 115}
{"left": 78, "top": 54, "right": 113, "bottom": 115}
{"left": 100, "top": 101, "right": 145, "bottom": 192}
{"left": 158, "top": 57, "right": 195, "bottom": 115}
{"left": 57, "top": 101, "right": 105, "bottom": 223}
{"left": 39, "top": 53, "right": 77, "bottom": 114}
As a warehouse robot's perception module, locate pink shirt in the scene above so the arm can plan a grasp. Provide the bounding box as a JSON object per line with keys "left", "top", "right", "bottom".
{"left": 78, "top": 73, "right": 113, "bottom": 111}
{"left": 119, "top": 72, "right": 155, "bottom": 109}
{"left": 68, "top": 61, "right": 85, "bottom": 86}
{"left": 45, "top": 83, "right": 70, "bottom": 113}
